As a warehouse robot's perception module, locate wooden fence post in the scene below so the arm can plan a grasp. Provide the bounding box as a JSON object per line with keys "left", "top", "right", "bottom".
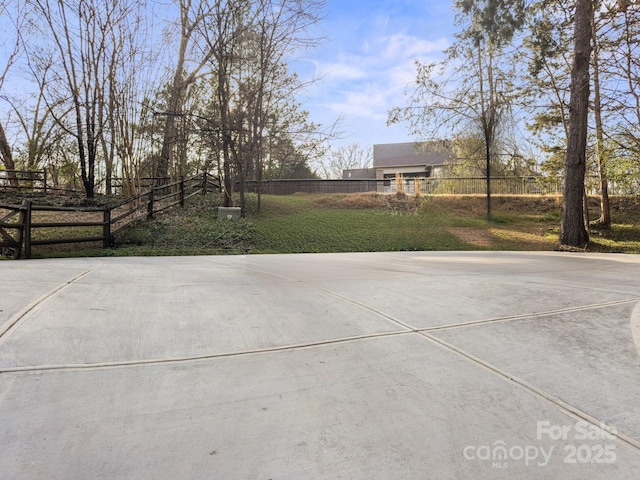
{"left": 180, "top": 177, "right": 185, "bottom": 207}
{"left": 12, "top": 200, "right": 28, "bottom": 260}
{"left": 103, "top": 208, "right": 111, "bottom": 248}
{"left": 202, "top": 171, "right": 207, "bottom": 195}
{"left": 24, "top": 200, "right": 32, "bottom": 259}
{"left": 147, "top": 188, "right": 154, "bottom": 220}
{"left": 43, "top": 169, "right": 48, "bottom": 194}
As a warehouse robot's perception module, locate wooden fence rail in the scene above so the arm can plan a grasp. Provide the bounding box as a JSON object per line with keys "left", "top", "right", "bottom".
{"left": 0, "top": 170, "right": 47, "bottom": 192}
{"left": 1, "top": 170, "right": 221, "bottom": 196}
{"left": 0, "top": 173, "right": 217, "bottom": 259}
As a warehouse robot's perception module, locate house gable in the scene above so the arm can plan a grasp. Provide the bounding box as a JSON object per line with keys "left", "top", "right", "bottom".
{"left": 373, "top": 141, "right": 454, "bottom": 178}
{"left": 342, "top": 141, "right": 455, "bottom": 180}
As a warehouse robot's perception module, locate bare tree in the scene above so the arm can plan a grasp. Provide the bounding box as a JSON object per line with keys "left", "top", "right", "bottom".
{"left": 3, "top": 89, "right": 68, "bottom": 173}
{"left": 597, "top": 2, "right": 640, "bottom": 197}
{"left": 390, "top": 0, "right": 526, "bottom": 221}
{"left": 154, "top": 0, "right": 220, "bottom": 183}
{"left": 591, "top": 8, "right": 610, "bottom": 227}
{"left": 28, "top": 0, "right": 104, "bottom": 197}
{"left": 197, "top": 0, "right": 326, "bottom": 213}
{"left": 103, "top": 0, "right": 158, "bottom": 196}
{"left": 235, "top": 0, "right": 326, "bottom": 211}
{"left": 523, "top": 0, "right": 573, "bottom": 174}
{"left": 389, "top": 44, "right": 518, "bottom": 220}
{"left": 0, "top": 0, "right": 23, "bottom": 186}
{"left": 201, "top": 0, "right": 248, "bottom": 207}
{"left": 26, "top": 0, "right": 152, "bottom": 198}
{"left": 322, "top": 143, "right": 372, "bottom": 179}
{"left": 611, "top": 2, "right": 640, "bottom": 159}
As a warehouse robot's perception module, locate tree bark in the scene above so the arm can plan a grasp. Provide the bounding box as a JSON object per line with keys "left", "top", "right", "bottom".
{"left": 157, "top": 72, "right": 184, "bottom": 183}
{"left": 0, "top": 120, "right": 19, "bottom": 187}
{"left": 591, "top": 13, "right": 610, "bottom": 227}
{"left": 560, "top": 0, "right": 592, "bottom": 248}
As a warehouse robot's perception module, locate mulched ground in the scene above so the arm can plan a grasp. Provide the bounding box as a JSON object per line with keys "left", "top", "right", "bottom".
{"left": 0, "top": 189, "right": 124, "bottom": 208}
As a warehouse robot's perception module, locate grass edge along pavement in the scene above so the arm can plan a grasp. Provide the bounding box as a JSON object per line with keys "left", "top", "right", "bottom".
{"left": 4, "top": 192, "right": 640, "bottom": 258}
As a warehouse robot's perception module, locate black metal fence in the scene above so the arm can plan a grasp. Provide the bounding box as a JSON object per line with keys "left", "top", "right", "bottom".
{"left": 243, "top": 177, "right": 566, "bottom": 196}
{"left": 243, "top": 176, "right": 638, "bottom": 196}
{"left": 244, "top": 179, "right": 385, "bottom": 195}
{"left": 5, "top": 170, "right": 636, "bottom": 197}
{"left": 405, "top": 177, "right": 564, "bottom": 196}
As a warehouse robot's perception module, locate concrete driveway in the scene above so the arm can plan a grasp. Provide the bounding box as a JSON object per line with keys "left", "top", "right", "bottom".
{"left": 1, "top": 251, "right": 640, "bottom": 479}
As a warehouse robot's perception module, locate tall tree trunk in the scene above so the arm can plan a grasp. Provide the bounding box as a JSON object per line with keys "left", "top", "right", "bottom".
{"left": 156, "top": 0, "right": 215, "bottom": 185}
{"left": 560, "top": 0, "right": 592, "bottom": 248}
{"left": 157, "top": 73, "right": 183, "bottom": 184}
{"left": 0, "top": 120, "right": 19, "bottom": 187}
{"left": 157, "top": 0, "right": 190, "bottom": 184}
{"left": 485, "top": 133, "right": 492, "bottom": 221}
{"left": 217, "top": 60, "right": 234, "bottom": 207}
{"left": 478, "top": 45, "right": 496, "bottom": 221}
{"left": 84, "top": 97, "right": 97, "bottom": 199}
{"left": 73, "top": 97, "right": 92, "bottom": 198}
{"left": 222, "top": 136, "right": 233, "bottom": 207}
{"left": 591, "top": 13, "right": 610, "bottom": 227}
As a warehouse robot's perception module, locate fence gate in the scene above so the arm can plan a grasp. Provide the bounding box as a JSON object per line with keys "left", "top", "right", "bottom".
{"left": 0, "top": 203, "right": 26, "bottom": 259}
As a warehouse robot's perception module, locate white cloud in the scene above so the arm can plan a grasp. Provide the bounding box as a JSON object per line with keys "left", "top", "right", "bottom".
{"left": 313, "top": 60, "right": 366, "bottom": 82}
{"left": 327, "top": 87, "right": 390, "bottom": 119}
{"left": 316, "top": 33, "right": 447, "bottom": 80}
{"left": 380, "top": 34, "right": 448, "bottom": 62}
{"left": 381, "top": 66, "right": 420, "bottom": 95}
{"left": 309, "top": 31, "right": 448, "bottom": 123}
{"left": 301, "top": 3, "right": 454, "bottom": 148}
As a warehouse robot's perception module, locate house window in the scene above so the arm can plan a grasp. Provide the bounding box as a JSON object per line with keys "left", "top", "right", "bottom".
{"left": 383, "top": 171, "right": 426, "bottom": 179}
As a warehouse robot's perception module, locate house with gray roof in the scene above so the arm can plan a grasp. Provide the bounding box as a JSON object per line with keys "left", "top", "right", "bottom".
{"left": 342, "top": 141, "right": 455, "bottom": 180}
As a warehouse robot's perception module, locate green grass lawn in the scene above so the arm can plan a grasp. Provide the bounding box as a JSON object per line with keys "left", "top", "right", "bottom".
{"left": 253, "top": 205, "right": 469, "bottom": 253}
{"left": 111, "top": 193, "right": 560, "bottom": 256}
{"left": 19, "top": 192, "right": 640, "bottom": 258}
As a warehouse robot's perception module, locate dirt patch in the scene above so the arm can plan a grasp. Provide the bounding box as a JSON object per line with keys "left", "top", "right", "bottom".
{"left": 448, "top": 227, "right": 494, "bottom": 247}
{"left": 489, "top": 228, "right": 558, "bottom": 250}
{"left": 312, "top": 192, "right": 422, "bottom": 213}
{"left": 426, "top": 195, "right": 563, "bottom": 217}
{"left": 448, "top": 226, "right": 557, "bottom": 250}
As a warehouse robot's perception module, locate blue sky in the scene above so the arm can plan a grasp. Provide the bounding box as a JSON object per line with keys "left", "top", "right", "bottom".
{"left": 297, "top": 0, "right": 456, "bottom": 149}
{"left": 0, "top": 0, "right": 457, "bottom": 153}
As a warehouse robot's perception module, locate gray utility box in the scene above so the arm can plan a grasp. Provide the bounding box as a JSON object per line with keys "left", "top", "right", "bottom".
{"left": 217, "top": 206, "right": 241, "bottom": 220}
